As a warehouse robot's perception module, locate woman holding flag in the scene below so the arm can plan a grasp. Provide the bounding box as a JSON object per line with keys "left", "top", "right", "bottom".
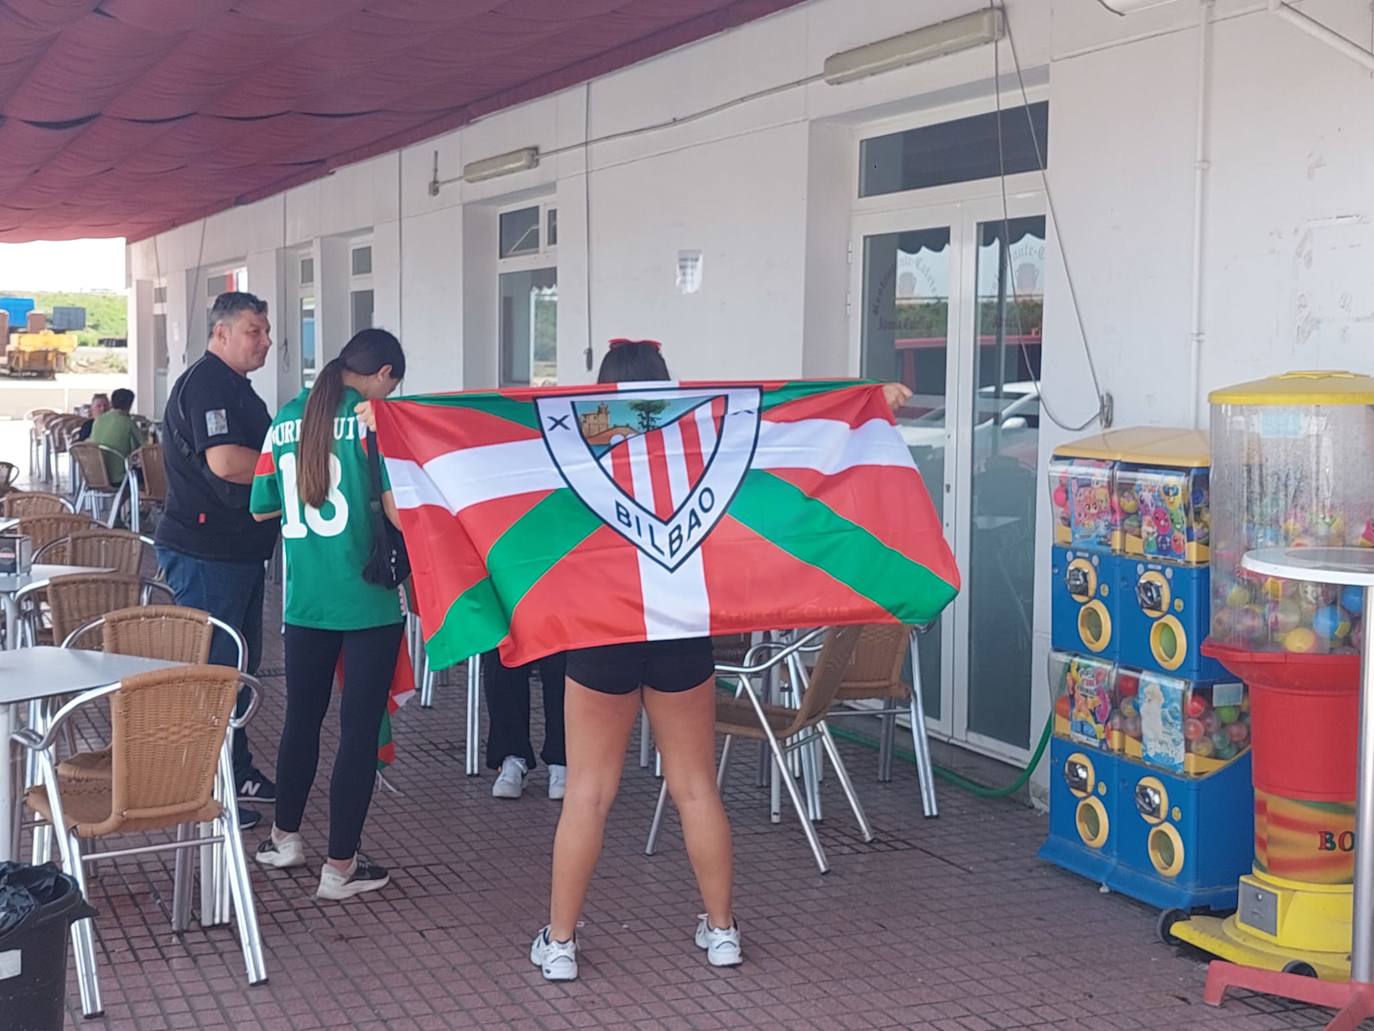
{"left": 249, "top": 328, "right": 408, "bottom": 900}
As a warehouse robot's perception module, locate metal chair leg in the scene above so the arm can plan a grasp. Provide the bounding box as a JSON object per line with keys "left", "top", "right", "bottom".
{"left": 59, "top": 829, "right": 103, "bottom": 1017}
{"left": 879, "top": 713, "right": 896, "bottom": 783}
{"left": 716, "top": 735, "right": 734, "bottom": 790}
{"left": 766, "top": 730, "right": 828, "bottom": 874}
{"left": 818, "top": 722, "right": 874, "bottom": 842}
{"left": 172, "top": 823, "right": 194, "bottom": 932}
{"left": 799, "top": 732, "right": 823, "bottom": 823}
{"left": 465, "top": 654, "right": 481, "bottom": 776}
{"left": 219, "top": 749, "right": 267, "bottom": 985}
{"left": 645, "top": 779, "right": 670, "bottom": 855}
{"left": 908, "top": 632, "right": 939, "bottom": 818}
{"left": 200, "top": 820, "right": 229, "bottom": 927}
{"left": 638, "top": 708, "right": 652, "bottom": 768}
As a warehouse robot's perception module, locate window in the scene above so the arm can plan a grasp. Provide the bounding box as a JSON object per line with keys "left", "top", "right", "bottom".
{"left": 350, "top": 245, "right": 372, "bottom": 276}
{"left": 859, "top": 102, "right": 1049, "bottom": 198}
{"left": 496, "top": 199, "right": 558, "bottom": 386}
{"left": 300, "top": 257, "right": 314, "bottom": 286}
{"left": 499, "top": 270, "right": 557, "bottom": 387}
{"left": 499, "top": 206, "right": 542, "bottom": 258}
{"left": 350, "top": 289, "right": 374, "bottom": 336}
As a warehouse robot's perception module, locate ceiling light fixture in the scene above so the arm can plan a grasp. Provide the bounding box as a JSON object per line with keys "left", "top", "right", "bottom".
{"left": 823, "top": 9, "right": 1004, "bottom": 85}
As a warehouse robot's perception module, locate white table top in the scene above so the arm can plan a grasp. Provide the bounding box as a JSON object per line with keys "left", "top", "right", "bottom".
{"left": 1243, "top": 547, "right": 1374, "bottom": 587}
{"left": 0, "top": 647, "right": 180, "bottom": 704}
{"left": 0, "top": 563, "right": 114, "bottom": 594}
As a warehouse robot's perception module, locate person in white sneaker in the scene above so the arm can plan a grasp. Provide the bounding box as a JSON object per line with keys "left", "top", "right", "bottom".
{"left": 530, "top": 341, "right": 742, "bottom": 982}
{"left": 486, "top": 651, "right": 567, "bottom": 801}
{"left": 248, "top": 330, "right": 408, "bottom": 901}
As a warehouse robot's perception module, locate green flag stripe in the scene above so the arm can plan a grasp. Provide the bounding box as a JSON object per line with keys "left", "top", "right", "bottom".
{"left": 424, "top": 488, "right": 602, "bottom": 668}
{"left": 728, "top": 469, "right": 956, "bottom": 625}
{"left": 759, "top": 379, "right": 878, "bottom": 412}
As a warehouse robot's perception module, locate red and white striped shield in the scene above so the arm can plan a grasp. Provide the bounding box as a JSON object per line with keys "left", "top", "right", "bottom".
{"left": 536, "top": 385, "right": 762, "bottom": 571}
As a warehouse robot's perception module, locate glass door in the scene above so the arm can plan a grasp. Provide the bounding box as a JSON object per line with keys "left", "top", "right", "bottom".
{"left": 852, "top": 196, "right": 1045, "bottom": 762}
{"left": 853, "top": 205, "right": 963, "bottom": 737}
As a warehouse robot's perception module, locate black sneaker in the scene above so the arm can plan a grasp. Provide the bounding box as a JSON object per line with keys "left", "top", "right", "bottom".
{"left": 316, "top": 853, "right": 390, "bottom": 900}
{"left": 237, "top": 806, "right": 262, "bottom": 830}
{"left": 237, "top": 768, "right": 276, "bottom": 804}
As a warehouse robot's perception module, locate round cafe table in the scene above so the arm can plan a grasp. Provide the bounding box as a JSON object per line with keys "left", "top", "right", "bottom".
{"left": 1207, "top": 547, "right": 1374, "bottom": 1030}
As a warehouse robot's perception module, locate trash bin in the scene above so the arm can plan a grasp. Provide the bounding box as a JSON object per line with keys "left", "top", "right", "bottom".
{"left": 0, "top": 862, "right": 96, "bottom": 1031}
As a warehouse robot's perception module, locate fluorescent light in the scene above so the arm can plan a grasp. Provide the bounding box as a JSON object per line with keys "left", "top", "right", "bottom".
{"left": 462, "top": 147, "right": 540, "bottom": 183}
{"left": 823, "top": 9, "right": 1004, "bottom": 85}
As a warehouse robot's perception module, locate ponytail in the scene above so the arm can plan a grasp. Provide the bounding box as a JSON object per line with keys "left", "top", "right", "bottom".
{"left": 298, "top": 358, "right": 347, "bottom": 509}
{"left": 298, "top": 328, "right": 405, "bottom": 509}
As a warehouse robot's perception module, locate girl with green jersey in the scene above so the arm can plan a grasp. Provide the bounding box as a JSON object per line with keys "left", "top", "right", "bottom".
{"left": 249, "top": 329, "right": 407, "bottom": 900}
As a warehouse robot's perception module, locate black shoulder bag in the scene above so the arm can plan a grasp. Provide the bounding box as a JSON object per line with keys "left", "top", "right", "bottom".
{"left": 361, "top": 431, "right": 411, "bottom": 590}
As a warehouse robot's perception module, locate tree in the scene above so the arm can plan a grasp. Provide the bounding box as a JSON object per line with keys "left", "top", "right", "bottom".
{"left": 628, "top": 400, "right": 668, "bottom": 432}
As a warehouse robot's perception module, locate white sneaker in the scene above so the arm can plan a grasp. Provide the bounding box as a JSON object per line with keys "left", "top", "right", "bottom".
{"left": 316, "top": 854, "right": 389, "bottom": 901}
{"left": 493, "top": 756, "right": 528, "bottom": 799}
{"left": 530, "top": 926, "right": 578, "bottom": 981}
{"left": 695, "top": 915, "right": 742, "bottom": 967}
{"left": 254, "top": 831, "right": 306, "bottom": 869}
{"left": 548, "top": 764, "right": 567, "bottom": 801}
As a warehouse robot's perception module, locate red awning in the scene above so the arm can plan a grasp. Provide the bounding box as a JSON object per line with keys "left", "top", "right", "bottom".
{"left": 0, "top": 0, "right": 807, "bottom": 243}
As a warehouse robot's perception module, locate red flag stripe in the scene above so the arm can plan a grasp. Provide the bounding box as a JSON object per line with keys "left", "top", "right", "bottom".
{"left": 678, "top": 403, "right": 706, "bottom": 487}
{"left": 500, "top": 525, "right": 646, "bottom": 664}
{"left": 644, "top": 425, "right": 675, "bottom": 521}
{"left": 375, "top": 400, "right": 541, "bottom": 466}
{"left": 699, "top": 515, "right": 890, "bottom": 635}
{"left": 254, "top": 450, "right": 275, "bottom": 477}
{"left": 609, "top": 439, "right": 635, "bottom": 495}
{"left": 762, "top": 383, "right": 889, "bottom": 429}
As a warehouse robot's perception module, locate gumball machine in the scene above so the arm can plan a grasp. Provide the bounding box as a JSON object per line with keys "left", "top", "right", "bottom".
{"left": 1165, "top": 371, "right": 1374, "bottom": 981}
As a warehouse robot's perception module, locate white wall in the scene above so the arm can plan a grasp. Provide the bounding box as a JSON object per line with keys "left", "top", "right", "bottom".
{"left": 126, "top": 0, "right": 1374, "bottom": 790}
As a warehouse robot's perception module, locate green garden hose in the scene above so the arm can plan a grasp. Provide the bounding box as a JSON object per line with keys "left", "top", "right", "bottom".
{"left": 828, "top": 711, "right": 1053, "bottom": 799}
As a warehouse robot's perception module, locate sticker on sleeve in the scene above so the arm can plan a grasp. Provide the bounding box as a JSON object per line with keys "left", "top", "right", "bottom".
{"left": 205, "top": 409, "right": 229, "bottom": 436}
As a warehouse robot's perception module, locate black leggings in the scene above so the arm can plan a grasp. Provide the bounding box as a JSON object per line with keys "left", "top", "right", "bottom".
{"left": 275, "top": 622, "right": 404, "bottom": 860}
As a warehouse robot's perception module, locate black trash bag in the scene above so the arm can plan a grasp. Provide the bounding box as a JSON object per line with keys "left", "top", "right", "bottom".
{"left": 0, "top": 862, "right": 97, "bottom": 1031}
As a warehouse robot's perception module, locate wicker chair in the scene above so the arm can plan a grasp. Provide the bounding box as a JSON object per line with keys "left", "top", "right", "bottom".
{"left": 646, "top": 626, "right": 873, "bottom": 874}
{"left": 823, "top": 625, "right": 940, "bottom": 815}
{"left": 131, "top": 443, "right": 166, "bottom": 526}
{"left": 26, "top": 408, "right": 57, "bottom": 480}
{"left": 46, "top": 414, "right": 85, "bottom": 492}
{"left": 68, "top": 442, "right": 138, "bottom": 530}
{"left": 0, "top": 460, "right": 18, "bottom": 496}
{"left": 35, "top": 529, "right": 146, "bottom": 578}
{"left": 18, "top": 666, "right": 268, "bottom": 1017}
{"left": 12, "top": 513, "right": 94, "bottom": 550}
{"left": 2, "top": 491, "right": 75, "bottom": 518}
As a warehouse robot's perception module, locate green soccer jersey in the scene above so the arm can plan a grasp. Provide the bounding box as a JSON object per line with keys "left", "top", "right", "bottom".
{"left": 250, "top": 387, "right": 402, "bottom": 631}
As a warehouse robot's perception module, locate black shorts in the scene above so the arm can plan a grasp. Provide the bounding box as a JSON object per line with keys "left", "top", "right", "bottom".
{"left": 565, "top": 637, "right": 715, "bottom": 695}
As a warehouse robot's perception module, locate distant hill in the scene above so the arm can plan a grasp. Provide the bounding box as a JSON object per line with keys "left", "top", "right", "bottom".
{"left": 0, "top": 289, "right": 127, "bottom": 347}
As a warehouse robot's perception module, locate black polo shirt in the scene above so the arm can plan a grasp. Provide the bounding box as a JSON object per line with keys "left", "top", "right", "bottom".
{"left": 155, "top": 352, "right": 279, "bottom": 563}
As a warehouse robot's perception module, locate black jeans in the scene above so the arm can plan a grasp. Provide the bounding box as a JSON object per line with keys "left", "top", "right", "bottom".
{"left": 157, "top": 547, "right": 264, "bottom": 783}
{"left": 276, "top": 622, "right": 404, "bottom": 860}
{"left": 483, "top": 651, "right": 566, "bottom": 771}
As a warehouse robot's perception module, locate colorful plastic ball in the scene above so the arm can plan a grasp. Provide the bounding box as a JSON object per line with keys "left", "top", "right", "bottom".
{"left": 1053, "top": 484, "right": 1068, "bottom": 510}
{"left": 1226, "top": 721, "right": 1250, "bottom": 745}
{"left": 1191, "top": 736, "right": 1216, "bottom": 758}
{"left": 1235, "top": 606, "right": 1268, "bottom": 647}
{"left": 1124, "top": 716, "right": 1142, "bottom": 740}
{"left": 1284, "top": 626, "right": 1319, "bottom": 654}
{"left": 1118, "top": 491, "right": 1139, "bottom": 515}
{"left": 1119, "top": 696, "right": 1139, "bottom": 719}
{"left": 1313, "top": 605, "right": 1352, "bottom": 642}
{"left": 1212, "top": 738, "right": 1237, "bottom": 761}
{"left": 1215, "top": 705, "right": 1241, "bottom": 724}
{"left": 1118, "top": 672, "right": 1139, "bottom": 698}
{"left": 1203, "top": 710, "right": 1222, "bottom": 735}
{"left": 1055, "top": 694, "right": 1071, "bottom": 719}
{"left": 1226, "top": 584, "right": 1253, "bottom": 608}
{"left": 1343, "top": 586, "right": 1365, "bottom": 615}
{"left": 1184, "top": 718, "right": 1206, "bottom": 742}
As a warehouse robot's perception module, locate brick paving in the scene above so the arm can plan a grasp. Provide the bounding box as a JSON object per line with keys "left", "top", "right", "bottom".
{"left": 40, "top": 601, "right": 1332, "bottom": 1031}
{"left": 0, "top": 432, "right": 1332, "bottom": 1029}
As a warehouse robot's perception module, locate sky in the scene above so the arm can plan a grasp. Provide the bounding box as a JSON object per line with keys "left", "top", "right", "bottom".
{"left": 0, "top": 237, "right": 126, "bottom": 292}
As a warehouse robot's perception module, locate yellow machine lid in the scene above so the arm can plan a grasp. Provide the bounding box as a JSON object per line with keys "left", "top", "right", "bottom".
{"left": 1209, "top": 370, "right": 1374, "bottom": 406}
{"left": 1053, "top": 427, "right": 1211, "bottom": 467}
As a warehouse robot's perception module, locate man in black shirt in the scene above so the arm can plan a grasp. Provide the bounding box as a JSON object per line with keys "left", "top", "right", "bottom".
{"left": 156, "top": 292, "right": 281, "bottom": 828}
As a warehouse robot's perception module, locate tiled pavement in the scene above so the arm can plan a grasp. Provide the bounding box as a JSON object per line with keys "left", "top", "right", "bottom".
{"left": 0, "top": 431, "right": 1332, "bottom": 1030}
{"left": 47, "top": 606, "right": 1334, "bottom": 1031}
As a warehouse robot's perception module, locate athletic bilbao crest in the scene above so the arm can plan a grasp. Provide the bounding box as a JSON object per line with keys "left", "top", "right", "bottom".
{"left": 537, "top": 385, "right": 762, "bottom": 570}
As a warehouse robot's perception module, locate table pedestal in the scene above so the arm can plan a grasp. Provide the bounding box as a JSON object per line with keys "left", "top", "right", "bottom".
{"left": 1206, "top": 963, "right": 1374, "bottom": 1031}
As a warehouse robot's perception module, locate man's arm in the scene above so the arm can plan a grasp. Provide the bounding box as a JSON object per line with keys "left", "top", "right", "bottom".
{"left": 205, "top": 444, "right": 260, "bottom": 484}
